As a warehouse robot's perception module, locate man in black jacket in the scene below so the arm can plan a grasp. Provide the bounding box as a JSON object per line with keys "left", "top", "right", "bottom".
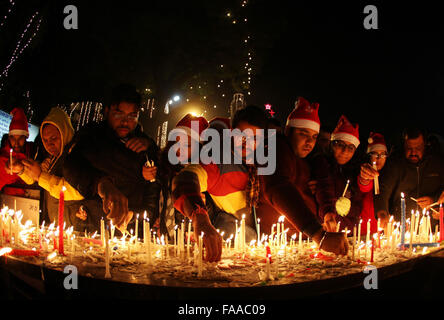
{"left": 63, "top": 84, "right": 160, "bottom": 232}
{"left": 375, "top": 128, "right": 444, "bottom": 227}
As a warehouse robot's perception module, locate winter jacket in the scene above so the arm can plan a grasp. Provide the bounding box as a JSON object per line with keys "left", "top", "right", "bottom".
{"left": 63, "top": 121, "right": 161, "bottom": 224}
{"left": 311, "top": 154, "right": 363, "bottom": 231}
{"left": 257, "top": 134, "right": 322, "bottom": 238}
{"left": 172, "top": 162, "right": 249, "bottom": 220}
{"left": 0, "top": 138, "right": 37, "bottom": 196}
{"left": 357, "top": 178, "right": 378, "bottom": 234}
{"left": 374, "top": 152, "right": 444, "bottom": 221}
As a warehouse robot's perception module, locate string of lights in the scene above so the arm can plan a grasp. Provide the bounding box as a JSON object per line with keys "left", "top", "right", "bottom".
{"left": 0, "top": 11, "right": 42, "bottom": 91}
{"left": 0, "top": 0, "right": 15, "bottom": 30}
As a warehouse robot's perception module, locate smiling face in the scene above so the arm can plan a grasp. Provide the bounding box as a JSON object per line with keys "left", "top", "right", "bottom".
{"left": 105, "top": 102, "right": 139, "bottom": 138}
{"left": 331, "top": 140, "right": 356, "bottom": 165}
{"left": 42, "top": 124, "right": 62, "bottom": 157}
{"left": 8, "top": 134, "right": 27, "bottom": 153}
{"left": 369, "top": 150, "right": 388, "bottom": 171}
{"left": 233, "top": 121, "right": 263, "bottom": 161}
{"left": 288, "top": 127, "right": 318, "bottom": 158}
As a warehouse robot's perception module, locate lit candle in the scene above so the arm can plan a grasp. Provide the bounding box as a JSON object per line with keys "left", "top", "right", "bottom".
{"left": 298, "top": 231, "right": 302, "bottom": 250}
{"left": 357, "top": 219, "right": 362, "bottom": 244}
{"left": 198, "top": 232, "right": 203, "bottom": 277}
{"left": 400, "top": 192, "right": 406, "bottom": 247}
{"left": 439, "top": 204, "right": 443, "bottom": 242}
{"left": 370, "top": 235, "right": 375, "bottom": 263}
{"left": 256, "top": 218, "right": 260, "bottom": 245}
{"left": 266, "top": 253, "right": 271, "bottom": 280}
{"left": 241, "top": 214, "right": 246, "bottom": 252}
{"left": 181, "top": 220, "right": 185, "bottom": 253}
{"left": 135, "top": 213, "right": 139, "bottom": 243}
{"left": 372, "top": 162, "right": 379, "bottom": 195}
{"left": 342, "top": 179, "right": 350, "bottom": 197}
{"left": 9, "top": 149, "right": 13, "bottom": 175}
{"left": 352, "top": 225, "right": 356, "bottom": 260}
{"left": 100, "top": 217, "right": 105, "bottom": 247}
{"left": 58, "top": 186, "right": 66, "bottom": 255}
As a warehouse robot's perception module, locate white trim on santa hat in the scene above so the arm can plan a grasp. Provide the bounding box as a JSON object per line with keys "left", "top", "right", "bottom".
{"left": 331, "top": 132, "right": 360, "bottom": 148}
{"left": 367, "top": 143, "right": 387, "bottom": 154}
{"left": 9, "top": 129, "right": 29, "bottom": 137}
{"left": 286, "top": 118, "right": 320, "bottom": 133}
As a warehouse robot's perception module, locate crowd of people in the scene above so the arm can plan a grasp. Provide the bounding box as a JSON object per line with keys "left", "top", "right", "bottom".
{"left": 1, "top": 84, "right": 444, "bottom": 262}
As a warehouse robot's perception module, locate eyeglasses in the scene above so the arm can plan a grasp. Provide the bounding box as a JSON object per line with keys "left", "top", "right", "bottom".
{"left": 112, "top": 112, "right": 139, "bottom": 122}
{"left": 369, "top": 152, "right": 388, "bottom": 159}
{"left": 332, "top": 140, "right": 356, "bottom": 153}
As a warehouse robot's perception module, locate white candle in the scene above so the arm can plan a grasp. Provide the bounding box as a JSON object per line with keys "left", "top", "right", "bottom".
{"left": 372, "top": 162, "right": 379, "bottom": 195}
{"left": 342, "top": 179, "right": 350, "bottom": 197}
{"left": 266, "top": 254, "right": 271, "bottom": 280}
{"left": 100, "top": 218, "right": 105, "bottom": 247}
{"left": 299, "top": 231, "right": 302, "bottom": 250}
{"left": 135, "top": 214, "right": 139, "bottom": 243}
{"left": 104, "top": 229, "right": 111, "bottom": 278}
{"left": 256, "top": 218, "right": 261, "bottom": 245}
{"left": 198, "top": 232, "right": 203, "bottom": 277}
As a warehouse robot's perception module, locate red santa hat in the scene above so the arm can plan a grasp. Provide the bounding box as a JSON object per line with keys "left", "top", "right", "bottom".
{"left": 175, "top": 113, "right": 209, "bottom": 140}
{"left": 285, "top": 96, "right": 320, "bottom": 133}
{"left": 9, "top": 108, "right": 29, "bottom": 137}
{"left": 366, "top": 132, "right": 387, "bottom": 154}
{"left": 209, "top": 117, "right": 231, "bottom": 130}
{"left": 331, "top": 115, "right": 360, "bottom": 148}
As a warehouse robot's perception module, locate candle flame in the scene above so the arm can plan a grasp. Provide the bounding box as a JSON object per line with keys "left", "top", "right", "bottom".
{"left": 62, "top": 186, "right": 67, "bottom": 192}
{"left": 278, "top": 216, "right": 285, "bottom": 223}
{"left": 401, "top": 192, "right": 404, "bottom": 198}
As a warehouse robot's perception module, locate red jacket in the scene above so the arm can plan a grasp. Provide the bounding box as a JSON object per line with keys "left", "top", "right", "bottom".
{"left": 0, "top": 141, "right": 36, "bottom": 196}
{"left": 357, "top": 177, "right": 378, "bottom": 234}
{"left": 257, "top": 134, "right": 321, "bottom": 238}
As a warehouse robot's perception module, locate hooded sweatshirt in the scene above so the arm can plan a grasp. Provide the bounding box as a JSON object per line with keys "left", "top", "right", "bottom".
{"left": 19, "top": 107, "right": 83, "bottom": 200}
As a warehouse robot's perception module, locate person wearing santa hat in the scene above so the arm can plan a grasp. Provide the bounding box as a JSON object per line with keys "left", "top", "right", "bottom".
{"left": 257, "top": 97, "right": 349, "bottom": 256}
{"left": 1, "top": 107, "right": 37, "bottom": 196}
{"left": 172, "top": 106, "right": 266, "bottom": 262}
{"left": 311, "top": 114, "right": 364, "bottom": 233}
{"left": 154, "top": 113, "right": 208, "bottom": 238}
{"left": 358, "top": 132, "right": 389, "bottom": 234}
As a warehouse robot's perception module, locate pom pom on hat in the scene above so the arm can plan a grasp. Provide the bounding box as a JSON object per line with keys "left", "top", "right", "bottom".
{"left": 366, "top": 132, "right": 387, "bottom": 154}
{"left": 9, "top": 108, "right": 29, "bottom": 137}
{"left": 285, "top": 96, "right": 321, "bottom": 133}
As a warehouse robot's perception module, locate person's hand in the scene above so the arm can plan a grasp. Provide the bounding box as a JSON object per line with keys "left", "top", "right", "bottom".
{"left": 308, "top": 180, "right": 317, "bottom": 195}
{"left": 359, "top": 163, "right": 378, "bottom": 184}
{"left": 142, "top": 165, "right": 157, "bottom": 181}
{"left": 416, "top": 196, "right": 434, "bottom": 210}
{"left": 5, "top": 158, "right": 24, "bottom": 175}
{"left": 323, "top": 212, "right": 337, "bottom": 232}
{"left": 76, "top": 205, "right": 88, "bottom": 221}
{"left": 41, "top": 157, "right": 52, "bottom": 172}
{"left": 98, "top": 178, "right": 133, "bottom": 232}
{"left": 125, "top": 137, "right": 150, "bottom": 153}
{"left": 376, "top": 210, "right": 390, "bottom": 230}
{"left": 313, "top": 229, "right": 349, "bottom": 255}
{"left": 22, "top": 159, "right": 42, "bottom": 181}
{"left": 192, "top": 209, "right": 223, "bottom": 262}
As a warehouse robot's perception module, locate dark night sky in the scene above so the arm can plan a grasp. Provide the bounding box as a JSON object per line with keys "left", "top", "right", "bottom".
{"left": 1, "top": 0, "right": 443, "bottom": 144}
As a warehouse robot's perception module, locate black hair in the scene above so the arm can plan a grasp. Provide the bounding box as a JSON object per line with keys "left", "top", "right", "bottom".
{"left": 232, "top": 105, "right": 269, "bottom": 129}
{"left": 402, "top": 127, "right": 428, "bottom": 141}
{"left": 104, "top": 84, "right": 142, "bottom": 109}
{"left": 267, "top": 117, "right": 282, "bottom": 128}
